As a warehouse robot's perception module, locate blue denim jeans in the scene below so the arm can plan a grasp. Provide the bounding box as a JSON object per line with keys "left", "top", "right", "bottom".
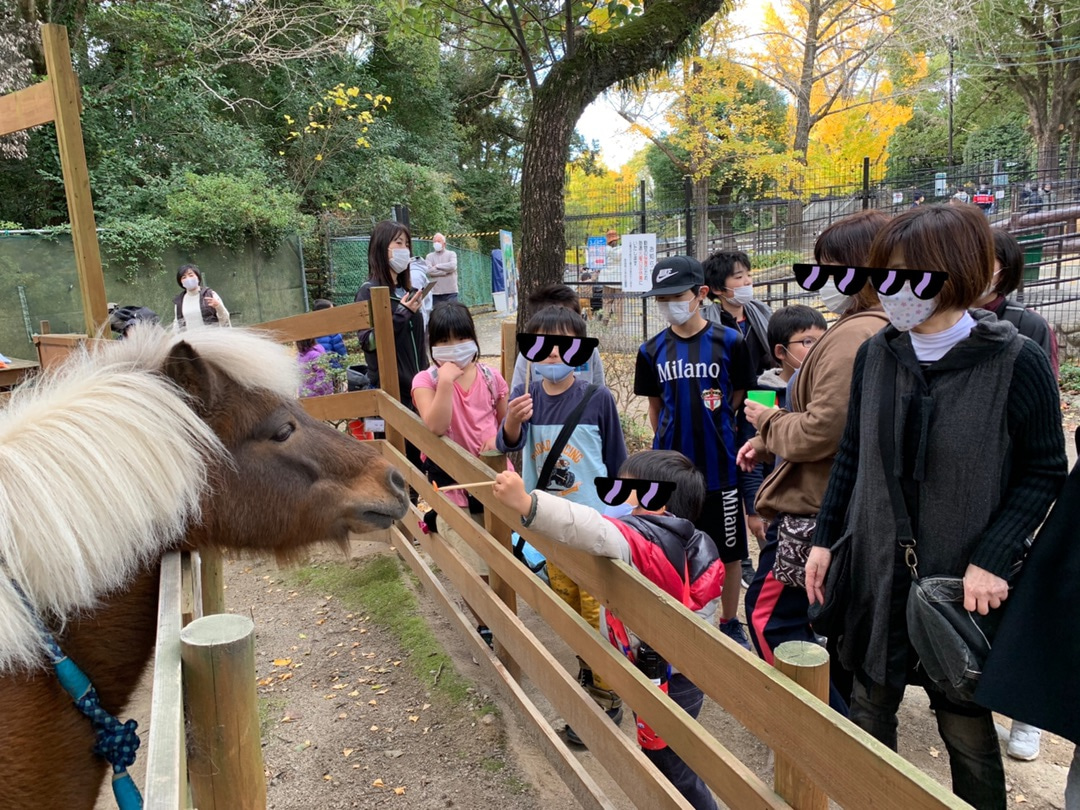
{"left": 432, "top": 292, "right": 459, "bottom": 307}
{"left": 640, "top": 674, "right": 718, "bottom": 810}
{"left": 850, "top": 676, "right": 1005, "bottom": 809}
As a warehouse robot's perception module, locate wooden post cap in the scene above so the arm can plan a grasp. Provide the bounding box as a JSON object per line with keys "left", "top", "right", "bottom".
{"left": 773, "top": 641, "right": 829, "bottom": 669}
{"left": 180, "top": 613, "right": 254, "bottom": 646}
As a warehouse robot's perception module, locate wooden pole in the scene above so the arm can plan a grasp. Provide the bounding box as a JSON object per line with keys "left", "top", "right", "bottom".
{"left": 40, "top": 24, "right": 108, "bottom": 335}
{"left": 198, "top": 547, "right": 225, "bottom": 616}
{"left": 181, "top": 614, "right": 267, "bottom": 810}
{"left": 500, "top": 319, "right": 517, "bottom": 391}
{"left": 480, "top": 449, "right": 519, "bottom": 679}
{"left": 370, "top": 286, "right": 405, "bottom": 455}
{"left": 773, "top": 641, "right": 830, "bottom": 810}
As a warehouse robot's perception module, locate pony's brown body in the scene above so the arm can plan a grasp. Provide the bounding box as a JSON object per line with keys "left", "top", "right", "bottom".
{"left": 0, "top": 336, "right": 409, "bottom": 809}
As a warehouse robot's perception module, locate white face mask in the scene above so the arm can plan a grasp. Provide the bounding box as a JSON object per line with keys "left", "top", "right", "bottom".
{"left": 182, "top": 276, "right": 199, "bottom": 291}
{"left": 390, "top": 248, "right": 411, "bottom": 273}
{"left": 431, "top": 341, "right": 478, "bottom": 368}
{"left": 819, "top": 279, "right": 852, "bottom": 315}
{"left": 658, "top": 297, "right": 699, "bottom": 326}
{"left": 730, "top": 284, "right": 754, "bottom": 305}
{"left": 879, "top": 282, "right": 937, "bottom": 332}
{"left": 982, "top": 270, "right": 1001, "bottom": 299}
{"left": 433, "top": 242, "right": 445, "bottom": 252}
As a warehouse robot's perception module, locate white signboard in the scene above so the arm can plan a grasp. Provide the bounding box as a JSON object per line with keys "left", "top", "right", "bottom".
{"left": 621, "top": 234, "right": 657, "bottom": 292}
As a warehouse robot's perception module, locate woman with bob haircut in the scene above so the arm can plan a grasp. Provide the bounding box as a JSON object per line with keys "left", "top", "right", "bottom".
{"left": 355, "top": 220, "right": 427, "bottom": 406}
{"left": 805, "top": 204, "right": 1067, "bottom": 809}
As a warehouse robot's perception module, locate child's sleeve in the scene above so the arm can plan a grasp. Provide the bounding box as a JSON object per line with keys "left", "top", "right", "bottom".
{"left": 525, "top": 491, "right": 632, "bottom": 563}
{"left": 496, "top": 384, "right": 529, "bottom": 453}
{"left": 634, "top": 344, "right": 660, "bottom": 397}
{"left": 510, "top": 355, "right": 527, "bottom": 392}
{"left": 730, "top": 335, "right": 755, "bottom": 393}
{"left": 411, "top": 368, "right": 435, "bottom": 394}
{"left": 599, "top": 389, "right": 628, "bottom": 477}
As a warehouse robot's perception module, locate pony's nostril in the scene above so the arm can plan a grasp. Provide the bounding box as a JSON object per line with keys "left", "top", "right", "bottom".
{"left": 388, "top": 468, "right": 406, "bottom": 495}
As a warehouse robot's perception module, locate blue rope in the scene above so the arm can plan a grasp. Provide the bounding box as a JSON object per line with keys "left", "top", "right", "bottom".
{"left": 12, "top": 580, "right": 144, "bottom": 810}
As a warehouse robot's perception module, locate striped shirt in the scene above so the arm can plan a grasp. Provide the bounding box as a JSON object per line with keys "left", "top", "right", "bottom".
{"left": 634, "top": 322, "right": 754, "bottom": 491}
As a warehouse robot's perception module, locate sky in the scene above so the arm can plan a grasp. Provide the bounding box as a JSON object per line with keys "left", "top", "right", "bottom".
{"left": 576, "top": 3, "right": 767, "bottom": 171}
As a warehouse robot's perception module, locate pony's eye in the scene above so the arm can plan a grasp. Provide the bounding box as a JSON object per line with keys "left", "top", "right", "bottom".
{"left": 272, "top": 422, "right": 295, "bottom": 442}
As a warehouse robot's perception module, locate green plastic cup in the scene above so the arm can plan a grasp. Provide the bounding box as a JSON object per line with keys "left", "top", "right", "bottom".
{"left": 746, "top": 390, "right": 777, "bottom": 408}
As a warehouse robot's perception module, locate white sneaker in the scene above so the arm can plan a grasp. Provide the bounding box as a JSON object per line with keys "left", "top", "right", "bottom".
{"left": 1006, "top": 722, "right": 1041, "bottom": 761}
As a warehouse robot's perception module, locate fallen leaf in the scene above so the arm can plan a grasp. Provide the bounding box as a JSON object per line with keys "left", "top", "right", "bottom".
{"left": 279, "top": 672, "right": 293, "bottom": 682}
{"left": 281, "top": 715, "right": 295, "bottom": 723}
{"left": 348, "top": 690, "right": 360, "bottom": 697}
{"left": 394, "top": 787, "right": 406, "bottom": 795}
{"left": 343, "top": 748, "right": 354, "bottom": 757}
{"left": 332, "top": 684, "right": 347, "bottom": 690}
{"left": 393, "top": 660, "right": 402, "bottom": 667}
{"left": 929, "top": 747, "right": 940, "bottom": 758}
{"left": 422, "top": 703, "right": 431, "bottom": 711}
{"left": 1015, "top": 796, "right": 1028, "bottom": 805}
{"left": 369, "top": 700, "right": 378, "bottom": 706}
{"left": 323, "top": 774, "right": 332, "bottom": 781}
{"left": 372, "top": 778, "right": 385, "bottom": 788}
{"left": 409, "top": 716, "right": 419, "bottom": 723}
{"left": 337, "top": 713, "right": 348, "bottom": 719}
{"left": 299, "top": 633, "right": 307, "bottom": 639}
{"left": 375, "top": 689, "right": 389, "bottom": 696}
{"left": 258, "top": 676, "right": 274, "bottom": 687}
{"left": 316, "top": 618, "right": 326, "bottom": 626}
{"left": 370, "top": 725, "right": 379, "bottom": 731}
{"left": 371, "top": 684, "right": 384, "bottom": 691}
{"left": 273, "top": 658, "right": 292, "bottom": 667}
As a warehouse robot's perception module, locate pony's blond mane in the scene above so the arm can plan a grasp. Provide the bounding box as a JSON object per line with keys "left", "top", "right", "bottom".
{"left": 0, "top": 326, "right": 300, "bottom": 672}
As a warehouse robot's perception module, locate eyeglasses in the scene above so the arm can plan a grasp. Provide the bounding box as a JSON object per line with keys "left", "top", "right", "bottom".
{"left": 594, "top": 477, "right": 676, "bottom": 511}
{"left": 785, "top": 338, "right": 819, "bottom": 349}
{"left": 792, "top": 264, "right": 948, "bottom": 301}
{"left": 517, "top": 333, "right": 599, "bottom": 367}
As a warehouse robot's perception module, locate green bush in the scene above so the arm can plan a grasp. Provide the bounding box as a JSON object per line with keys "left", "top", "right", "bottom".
{"left": 1061, "top": 363, "right": 1080, "bottom": 394}
{"left": 166, "top": 171, "right": 311, "bottom": 250}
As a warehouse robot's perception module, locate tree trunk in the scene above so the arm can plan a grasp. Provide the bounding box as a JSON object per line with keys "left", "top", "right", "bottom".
{"left": 693, "top": 175, "right": 710, "bottom": 259}
{"left": 514, "top": 0, "right": 730, "bottom": 330}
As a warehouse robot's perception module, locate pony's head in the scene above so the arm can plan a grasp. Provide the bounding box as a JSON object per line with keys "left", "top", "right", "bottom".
{"left": 123, "top": 326, "right": 410, "bottom": 558}
{"left": 0, "top": 326, "right": 407, "bottom": 671}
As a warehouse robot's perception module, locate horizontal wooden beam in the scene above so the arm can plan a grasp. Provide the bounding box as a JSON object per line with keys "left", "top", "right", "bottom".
{"left": 0, "top": 80, "right": 55, "bottom": 136}
{"left": 384, "top": 442, "right": 787, "bottom": 810}
{"left": 389, "top": 499, "right": 691, "bottom": 810}
{"left": 375, "top": 392, "right": 966, "bottom": 810}
{"left": 252, "top": 301, "right": 372, "bottom": 343}
{"left": 299, "top": 389, "right": 379, "bottom": 422}
{"left": 389, "top": 525, "right": 618, "bottom": 810}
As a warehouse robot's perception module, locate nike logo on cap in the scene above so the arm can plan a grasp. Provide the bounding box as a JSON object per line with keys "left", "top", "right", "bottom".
{"left": 655, "top": 268, "right": 676, "bottom": 283}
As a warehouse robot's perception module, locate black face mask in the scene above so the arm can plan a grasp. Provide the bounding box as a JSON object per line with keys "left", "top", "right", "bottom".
{"left": 517, "top": 333, "right": 599, "bottom": 367}
{"left": 595, "top": 477, "right": 676, "bottom": 511}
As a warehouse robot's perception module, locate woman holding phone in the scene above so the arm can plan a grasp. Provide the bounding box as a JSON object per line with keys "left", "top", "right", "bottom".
{"left": 355, "top": 220, "right": 428, "bottom": 410}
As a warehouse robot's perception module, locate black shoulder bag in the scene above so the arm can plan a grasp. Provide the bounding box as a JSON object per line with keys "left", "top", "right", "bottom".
{"left": 536, "top": 384, "right": 599, "bottom": 492}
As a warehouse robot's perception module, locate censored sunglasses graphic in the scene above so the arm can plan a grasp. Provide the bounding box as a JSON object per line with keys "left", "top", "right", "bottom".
{"left": 595, "top": 477, "right": 676, "bottom": 511}
{"left": 517, "top": 333, "right": 600, "bottom": 367}
{"left": 792, "top": 264, "right": 948, "bottom": 300}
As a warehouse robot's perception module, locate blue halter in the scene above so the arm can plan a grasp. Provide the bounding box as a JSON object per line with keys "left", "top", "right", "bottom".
{"left": 13, "top": 581, "right": 143, "bottom": 810}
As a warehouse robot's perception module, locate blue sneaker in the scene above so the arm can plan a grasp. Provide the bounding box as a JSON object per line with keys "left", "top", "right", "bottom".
{"left": 719, "top": 617, "right": 752, "bottom": 650}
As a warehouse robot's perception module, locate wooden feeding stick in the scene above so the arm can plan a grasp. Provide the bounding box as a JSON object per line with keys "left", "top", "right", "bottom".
{"left": 433, "top": 480, "right": 497, "bottom": 493}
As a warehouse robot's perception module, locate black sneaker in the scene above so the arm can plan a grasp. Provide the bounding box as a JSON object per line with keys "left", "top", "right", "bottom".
{"left": 477, "top": 625, "right": 494, "bottom": 649}
{"left": 740, "top": 557, "right": 755, "bottom": 589}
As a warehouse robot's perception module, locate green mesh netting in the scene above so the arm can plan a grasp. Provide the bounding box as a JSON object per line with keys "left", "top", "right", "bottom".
{"left": 330, "top": 238, "right": 493, "bottom": 309}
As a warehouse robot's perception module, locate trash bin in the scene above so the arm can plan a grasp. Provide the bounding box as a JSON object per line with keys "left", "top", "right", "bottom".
{"left": 1017, "top": 233, "right": 1044, "bottom": 284}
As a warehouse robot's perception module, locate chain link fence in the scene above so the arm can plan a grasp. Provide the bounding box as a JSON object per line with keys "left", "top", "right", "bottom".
{"left": 565, "top": 150, "right": 1080, "bottom": 356}
{"left": 328, "top": 236, "right": 495, "bottom": 310}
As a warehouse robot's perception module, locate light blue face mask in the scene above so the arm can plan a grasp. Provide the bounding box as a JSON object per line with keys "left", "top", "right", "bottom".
{"left": 535, "top": 362, "right": 574, "bottom": 383}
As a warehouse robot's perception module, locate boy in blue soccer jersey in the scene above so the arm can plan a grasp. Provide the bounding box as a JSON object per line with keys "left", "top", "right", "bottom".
{"left": 634, "top": 256, "right": 756, "bottom": 649}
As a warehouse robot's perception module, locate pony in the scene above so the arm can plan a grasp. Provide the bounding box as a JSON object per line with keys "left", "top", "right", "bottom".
{"left": 0, "top": 325, "right": 409, "bottom": 809}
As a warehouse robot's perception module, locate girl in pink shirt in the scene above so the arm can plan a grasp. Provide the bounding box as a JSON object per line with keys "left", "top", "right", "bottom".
{"left": 412, "top": 303, "right": 509, "bottom": 643}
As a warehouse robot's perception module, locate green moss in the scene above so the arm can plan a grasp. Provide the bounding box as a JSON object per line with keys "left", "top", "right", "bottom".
{"left": 258, "top": 695, "right": 288, "bottom": 735}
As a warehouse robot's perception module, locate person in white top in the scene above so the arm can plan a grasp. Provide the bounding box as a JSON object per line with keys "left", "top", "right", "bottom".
{"left": 425, "top": 233, "right": 459, "bottom": 306}
{"left": 172, "top": 264, "right": 230, "bottom": 332}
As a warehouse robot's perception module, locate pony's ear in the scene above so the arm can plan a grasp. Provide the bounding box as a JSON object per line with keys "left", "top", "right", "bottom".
{"left": 162, "top": 341, "right": 222, "bottom": 414}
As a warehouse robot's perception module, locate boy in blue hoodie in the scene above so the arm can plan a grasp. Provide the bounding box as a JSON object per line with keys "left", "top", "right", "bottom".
{"left": 498, "top": 304, "right": 627, "bottom": 739}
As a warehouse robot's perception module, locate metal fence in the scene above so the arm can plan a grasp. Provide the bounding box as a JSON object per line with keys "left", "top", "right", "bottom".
{"left": 565, "top": 149, "right": 1080, "bottom": 356}
{"left": 328, "top": 236, "right": 495, "bottom": 310}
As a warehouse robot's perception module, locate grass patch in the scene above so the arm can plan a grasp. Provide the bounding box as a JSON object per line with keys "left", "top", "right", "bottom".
{"left": 258, "top": 695, "right": 288, "bottom": 735}
{"left": 285, "top": 556, "right": 473, "bottom": 705}
{"left": 1061, "top": 362, "right": 1080, "bottom": 393}
{"left": 481, "top": 756, "right": 506, "bottom": 773}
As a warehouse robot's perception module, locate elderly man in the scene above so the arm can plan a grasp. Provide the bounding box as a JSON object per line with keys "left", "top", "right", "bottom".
{"left": 425, "top": 233, "right": 459, "bottom": 306}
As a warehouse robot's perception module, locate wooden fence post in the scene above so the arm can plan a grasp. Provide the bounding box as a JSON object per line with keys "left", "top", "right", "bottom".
{"left": 198, "top": 547, "right": 225, "bottom": 616}
{"left": 481, "top": 449, "right": 520, "bottom": 679}
{"left": 370, "top": 287, "right": 405, "bottom": 456}
{"left": 773, "top": 641, "right": 829, "bottom": 810}
{"left": 501, "top": 319, "right": 517, "bottom": 390}
{"left": 181, "top": 614, "right": 266, "bottom": 810}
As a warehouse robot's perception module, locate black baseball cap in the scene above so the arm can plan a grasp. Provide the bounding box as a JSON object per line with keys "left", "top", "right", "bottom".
{"left": 641, "top": 256, "right": 704, "bottom": 297}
